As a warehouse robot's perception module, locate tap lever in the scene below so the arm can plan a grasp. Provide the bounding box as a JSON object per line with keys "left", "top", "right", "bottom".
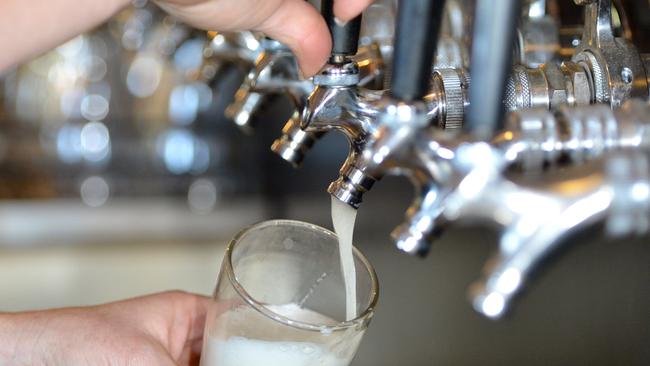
{"left": 321, "top": 0, "right": 362, "bottom": 61}
{"left": 465, "top": 0, "right": 522, "bottom": 139}
{"left": 391, "top": 0, "right": 446, "bottom": 102}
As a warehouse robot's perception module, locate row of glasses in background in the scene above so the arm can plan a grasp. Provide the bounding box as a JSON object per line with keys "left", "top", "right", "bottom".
{"left": 0, "top": 0, "right": 265, "bottom": 210}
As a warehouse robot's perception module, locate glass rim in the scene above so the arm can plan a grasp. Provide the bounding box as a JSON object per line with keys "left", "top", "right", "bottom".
{"left": 224, "top": 219, "right": 379, "bottom": 333}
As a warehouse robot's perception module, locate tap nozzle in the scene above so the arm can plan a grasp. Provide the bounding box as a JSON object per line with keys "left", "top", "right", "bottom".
{"left": 391, "top": 208, "right": 443, "bottom": 256}
{"left": 226, "top": 87, "right": 264, "bottom": 132}
{"left": 469, "top": 268, "right": 523, "bottom": 319}
{"left": 327, "top": 162, "right": 378, "bottom": 209}
{"left": 270, "top": 113, "right": 321, "bottom": 167}
{"left": 225, "top": 38, "right": 308, "bottom": 132}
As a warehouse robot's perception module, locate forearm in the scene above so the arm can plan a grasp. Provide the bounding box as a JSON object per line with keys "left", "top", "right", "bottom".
{"left": 0, "top": 311, "right": 54, "bottom": 366}
{"left": 0, "top": 313, "right": 20, "bottom": 362}
{"left": 0, "top": 0, "right": 130, "bottom": 72}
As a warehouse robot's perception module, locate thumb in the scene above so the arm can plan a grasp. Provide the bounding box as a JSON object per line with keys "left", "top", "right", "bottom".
{"left": 334, "top": 0, "right": 375, "bottom": 23}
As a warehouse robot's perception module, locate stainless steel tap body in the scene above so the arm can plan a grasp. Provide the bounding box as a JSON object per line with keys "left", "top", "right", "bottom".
{"left": 361, "top": 99, "right": 650, "bottom": 318}
{"left": 225, "top": 39, "right": 313, "bottom": 131}
{"left": 227, "top": 41, "right": 386, "bottom": 132}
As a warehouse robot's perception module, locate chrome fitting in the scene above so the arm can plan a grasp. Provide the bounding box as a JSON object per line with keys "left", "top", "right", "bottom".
{"left": 270, "top": 114, "right": 320, "bottom": 167}
{"left": 313, "top": 61, "right": 360, "bottom": 87}
{"left": 327, "top": 163, "right": 378, "bottom": 209}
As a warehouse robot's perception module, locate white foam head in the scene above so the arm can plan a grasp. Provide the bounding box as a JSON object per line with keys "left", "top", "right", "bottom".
{"left": 201, "top": 304, "right": 352, "bottom": 366}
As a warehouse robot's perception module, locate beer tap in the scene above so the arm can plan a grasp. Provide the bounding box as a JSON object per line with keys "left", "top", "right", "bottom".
{"left": 467, "top": 100, "right": 650, "bottom": 319}
{"left": 282, "top": 0, "right": 447, "bottom": 209}
{"left": 189, "top": 31, "right": 264, "bottom": 86}
{"left": 391, "top": 99, "right": 650, "bottom": 254}
{"left": 374, "top": 99, "right": 650, "bottom": 317}
{"left": 226, "top": 5, "right": 387, "bottom": 133}
{"left": 269, "top": 0, "right": 390, "bottom": 196}
{"left": 224, "top": 37, "right": 313, "bottom": 132}
{"left": 330, "top": 0, "right": 518, "bottom": 211}
{"left": 272, "top": 0, "right": 478, "bottom": 172}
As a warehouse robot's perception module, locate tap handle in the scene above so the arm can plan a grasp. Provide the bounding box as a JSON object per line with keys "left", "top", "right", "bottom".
{"left": 321, "top": 0, "right": 362, "bottom": 59}
{"left": 390, "top": 0, "right": 446, "bottom": 102}
{"left": 464, "top": 0, "right": 522, "bottom": 139}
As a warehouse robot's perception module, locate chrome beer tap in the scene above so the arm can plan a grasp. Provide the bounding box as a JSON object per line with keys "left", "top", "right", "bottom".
{"left": 225, "top": 37, "right": 312, "bottom": 132}
{"left": 226, "top": 4, "right": 388, "bottom": 133}
{"left": 269, "top": 0, "right": 386, "bottom": 190}
{"left": 281, "top": 0, "right": 447, "bottom": 209}
{"left": 191, "top": 31, "right": 263, "bottom": 88}
{"left": 389, "top": 99, "right": 650, "bottom": 253}
{"left": 271, "top": 0, "right": 473, "bottom": 172}
{"left": 375, "top": 99, "right": 650, "bottom": 317}
{"left": 329, "top": 0, "right": 519, "bottom": 210}
{"left": 421, "top": 137, "right": 650, "bottom": 319}
{"left": 226, "top": 38, "right": 385, "bottom": 134}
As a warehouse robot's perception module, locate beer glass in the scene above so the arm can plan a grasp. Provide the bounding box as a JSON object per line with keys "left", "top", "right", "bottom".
{"left": 200, "top": 220, "right": 379, "bottom": 366}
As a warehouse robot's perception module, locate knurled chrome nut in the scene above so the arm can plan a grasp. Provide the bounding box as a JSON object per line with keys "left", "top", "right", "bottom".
{"left": 571, "top": 71, "right": 591, "bottom": 105}
{"left": 542, "top": 63, "right": 568, "bottom": 109}
{"left": 433, "top": 68, "right": 467, "bottom": 130}
{"left": 561, "top": 62, "right": 591, "bottom": 106}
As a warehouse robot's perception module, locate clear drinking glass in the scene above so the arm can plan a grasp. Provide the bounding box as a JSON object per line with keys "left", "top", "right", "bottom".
{"left": 200, "top": 219, "right": 379, "bottom": 366}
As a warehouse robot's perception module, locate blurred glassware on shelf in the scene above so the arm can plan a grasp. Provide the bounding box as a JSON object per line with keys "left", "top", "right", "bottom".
{"left": 0, "top": 0, "right": 270, "bottom": 213}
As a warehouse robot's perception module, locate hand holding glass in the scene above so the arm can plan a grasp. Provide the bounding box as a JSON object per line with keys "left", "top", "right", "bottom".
{"left": 200, "top": 220, "right": 379, "bottom": 366}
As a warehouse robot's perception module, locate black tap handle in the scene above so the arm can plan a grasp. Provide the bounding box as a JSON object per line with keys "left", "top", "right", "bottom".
{"left": 464, "top": 0, "right": 521, "bottom": 139}
{"left": 321, "top": 0, "right": 362, "bottom": 58}
{"left": 390, "top": 0, "right": 446, "bottom": 102}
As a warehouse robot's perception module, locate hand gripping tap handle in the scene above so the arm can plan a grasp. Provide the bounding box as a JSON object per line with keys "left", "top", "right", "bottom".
{"left": 390, "top": 0, "right": 446, "bottom": 102}
{"left": 321, "top": 0, "right": 362, "bottom": 60}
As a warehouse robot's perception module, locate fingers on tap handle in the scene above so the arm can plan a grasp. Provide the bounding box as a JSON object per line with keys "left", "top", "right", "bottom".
{"left": 321, "top": 0, "right": 362, "bottom": 58}
{"left": 390, "top": 0, "right": 447, "bottom": 102}
{"left": 253, "top": 0, "right": 330, "bottom": 77}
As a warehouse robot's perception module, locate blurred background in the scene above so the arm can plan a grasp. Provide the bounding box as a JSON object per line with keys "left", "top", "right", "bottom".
{"left": 0, "top": 1, "right": 648, "bottom": 365}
